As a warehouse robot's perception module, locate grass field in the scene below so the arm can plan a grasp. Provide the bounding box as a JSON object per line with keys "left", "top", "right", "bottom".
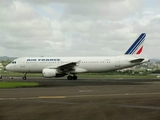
{"left": 0, "top": 72, "right": 158, "bottom": 89}
{"left": 0, "top": 71, "right": 158, "bottom": 79}
{"left": 80, "top": 74, "right": 157, "bottom": 79}
{"left": 0, "top": 82, "right": 39, "bottom": 88}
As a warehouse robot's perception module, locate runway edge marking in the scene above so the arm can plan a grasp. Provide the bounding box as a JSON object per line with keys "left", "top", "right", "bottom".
{"left": 38, "top": 96, "right": 66, "bottom": 99}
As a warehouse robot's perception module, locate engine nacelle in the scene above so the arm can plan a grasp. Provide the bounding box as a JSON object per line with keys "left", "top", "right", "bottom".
{"left": 42, "top": 69, "right": 58, "bottom": 78}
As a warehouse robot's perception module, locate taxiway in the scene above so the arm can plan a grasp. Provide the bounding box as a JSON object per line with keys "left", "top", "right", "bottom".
{"left": 0, "top": 78, "right": 160, "bottom": 120}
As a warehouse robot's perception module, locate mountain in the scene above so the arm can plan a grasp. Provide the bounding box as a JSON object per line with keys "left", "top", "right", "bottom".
{"left": 149, "top": 59, "right": 160, "bottom": 63}
{"left": 0, "top": 56, "right": 17, "bottom": 61}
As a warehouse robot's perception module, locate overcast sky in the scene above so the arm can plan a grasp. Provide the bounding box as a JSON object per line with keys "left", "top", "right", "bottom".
{"left": 0, "top": 0, "right": 160, "bottom": 58}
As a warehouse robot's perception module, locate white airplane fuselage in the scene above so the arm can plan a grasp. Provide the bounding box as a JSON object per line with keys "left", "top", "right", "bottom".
{"left": 5, "top": 33, "right": 149, "bottom": 80}
{"left": 6, "top": 55, "right": 149, "bottom": 73}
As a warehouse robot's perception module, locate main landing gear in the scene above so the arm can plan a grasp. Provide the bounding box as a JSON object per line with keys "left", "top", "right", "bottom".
{"left": 67, "top": 75, "right": 77, "bottom": 80}
{"left": 0, "top": 75, "right": 2, "bottom": 79}
{"left": 22, "top": 73, "right": 27, "bottom": 80}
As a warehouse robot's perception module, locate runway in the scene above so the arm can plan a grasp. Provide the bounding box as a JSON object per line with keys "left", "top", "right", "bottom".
{"left": 1, "top": 78, "right": 160, "bottom": 120}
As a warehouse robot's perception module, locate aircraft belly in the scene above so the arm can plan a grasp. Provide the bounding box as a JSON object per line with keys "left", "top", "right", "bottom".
{"left": 80, "top": 64, "right": 114, "bottom": 72}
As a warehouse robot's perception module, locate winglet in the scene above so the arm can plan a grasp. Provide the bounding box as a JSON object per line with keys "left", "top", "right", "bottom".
{"left": 125, "top": 33, "right": 146, "bottom": 55}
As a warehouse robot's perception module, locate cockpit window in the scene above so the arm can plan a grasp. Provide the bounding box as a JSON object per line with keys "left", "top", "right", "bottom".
{"left": 11, "top": 61, "right": 16, "bottom": 64}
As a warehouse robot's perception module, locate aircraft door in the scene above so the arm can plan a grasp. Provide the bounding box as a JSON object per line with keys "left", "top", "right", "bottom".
{"left": 20, "top": 59, "right": 26, "bottom": 68}
{"left": 115, "top": 58, "right": 120, "bottom": 67}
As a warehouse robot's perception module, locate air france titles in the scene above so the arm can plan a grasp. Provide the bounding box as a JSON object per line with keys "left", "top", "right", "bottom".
{"left": 27, "top": 58, "right": 60, "bottom": 62}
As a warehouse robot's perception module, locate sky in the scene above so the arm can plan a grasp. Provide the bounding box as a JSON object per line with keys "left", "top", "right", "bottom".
{"left": 0, "top": 0, "right": 160, "bottom": 58}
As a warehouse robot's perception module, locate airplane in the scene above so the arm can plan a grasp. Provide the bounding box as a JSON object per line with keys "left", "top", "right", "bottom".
{"left": 5, "top": 33, "right": 149, "bottom": 80}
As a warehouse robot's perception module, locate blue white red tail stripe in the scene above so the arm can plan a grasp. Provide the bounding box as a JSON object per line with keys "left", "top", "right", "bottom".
{"left": 136, "top": 46, "right": 143, "bottom": 54}
{"left": 125, "top": 33, "right": 146, "bottom": 55}
{"left": 130, "top": 37, "right": 145, "bottom": 54}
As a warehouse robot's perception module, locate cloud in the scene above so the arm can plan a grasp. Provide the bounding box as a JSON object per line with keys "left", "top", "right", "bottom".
{"left": 0, "top": 0, "right": 159, "bottom": 59}
{"left": 62, "top": 0, "right": 145, "bottom": 20}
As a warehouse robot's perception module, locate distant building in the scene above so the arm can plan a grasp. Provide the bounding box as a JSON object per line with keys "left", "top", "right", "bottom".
{"left": 0, "top": 63, "right": 3, "bottom": 70}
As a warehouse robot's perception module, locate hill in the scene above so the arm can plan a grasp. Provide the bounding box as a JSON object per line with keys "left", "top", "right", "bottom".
{"left": 0, "top": 56, "right": 17, "bottom": 61}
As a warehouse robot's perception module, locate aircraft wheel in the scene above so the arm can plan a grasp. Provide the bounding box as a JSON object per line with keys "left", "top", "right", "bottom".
{"left": 22, "top": 73, "right": 27, "bottom": 80}
{"left": 67, "top": 75, "right": 72, "bottom": 80}
{"left": 22, "top": 76, "right": 26, "bottom": 80}
{"left": 72, "top": 75, "right": 77, "bottom": 80}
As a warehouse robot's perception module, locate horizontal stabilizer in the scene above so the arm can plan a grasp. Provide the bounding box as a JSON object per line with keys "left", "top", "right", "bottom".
{"left": 129, "top": 58, "right": 144, "bottom": 63}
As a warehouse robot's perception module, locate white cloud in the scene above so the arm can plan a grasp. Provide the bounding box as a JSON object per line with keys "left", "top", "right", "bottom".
{"left": 0, "top": 0, "right": 159, "bottom": 59}
{"left": 62, "top": 0, "right": 145, "bottom": 20}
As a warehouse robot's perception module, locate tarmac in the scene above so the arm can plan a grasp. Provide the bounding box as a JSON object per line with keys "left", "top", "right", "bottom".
{"left": 1, "top": 77, "right": 160, "bottom": 120}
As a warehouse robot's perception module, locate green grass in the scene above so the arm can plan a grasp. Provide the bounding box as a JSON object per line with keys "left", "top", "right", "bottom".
{"left": 0, "top": 72, "right": 158, "bottom": 79}
{"left": 0, "top": 82, "right": 39, "bottom": 88}
{"left": 0, "top": 69, "right": 158, "bottom": 79}
{"left": 0, "top": 72, "right": 42, "bottom": 77}
{"left": 78, "top": 74, "right": 157, "bottom": 79}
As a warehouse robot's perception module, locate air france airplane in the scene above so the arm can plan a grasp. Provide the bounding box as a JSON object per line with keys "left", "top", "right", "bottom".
{"left": 6, "top": 33, "right": 149, "bottom": 80}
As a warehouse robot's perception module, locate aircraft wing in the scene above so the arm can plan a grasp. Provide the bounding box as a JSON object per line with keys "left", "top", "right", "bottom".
{"left": 57, "top": 61, "right": 80, "bottom": 70}
{"left": 46, "top": 61, "right": 80, "bottom": 72}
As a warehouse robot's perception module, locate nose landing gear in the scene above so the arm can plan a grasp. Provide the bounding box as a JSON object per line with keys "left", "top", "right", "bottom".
{"left": 22, "top": 73, "right": 27, "bottom": 80}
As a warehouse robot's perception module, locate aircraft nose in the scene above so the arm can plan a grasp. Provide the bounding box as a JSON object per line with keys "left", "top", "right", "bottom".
{"left": 5, "top": 64, "right": 11, "bottom": 71}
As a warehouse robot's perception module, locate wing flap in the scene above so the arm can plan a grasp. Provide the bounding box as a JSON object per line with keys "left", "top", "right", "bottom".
{"left": 45, "top": 61, "right": 80, "bottom": 72}
{"left": 58, "top": 62, "right": 78, "bottom": 70}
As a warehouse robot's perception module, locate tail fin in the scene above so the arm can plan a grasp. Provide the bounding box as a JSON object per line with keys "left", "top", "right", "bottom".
{"left": 125, "top": 33, "right": 146, "bottom": 55}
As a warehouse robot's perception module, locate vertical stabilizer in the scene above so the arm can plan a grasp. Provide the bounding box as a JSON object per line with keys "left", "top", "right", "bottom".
{"left": 125, "top": 33, "right": 146, "bottom": 55}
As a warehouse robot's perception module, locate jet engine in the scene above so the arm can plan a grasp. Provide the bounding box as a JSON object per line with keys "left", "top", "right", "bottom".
{"left": 42, "top": 69, "right": 58, "bottom": 78}
{"left": 42, "top": 68, "right": 65, "bottom": 78}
